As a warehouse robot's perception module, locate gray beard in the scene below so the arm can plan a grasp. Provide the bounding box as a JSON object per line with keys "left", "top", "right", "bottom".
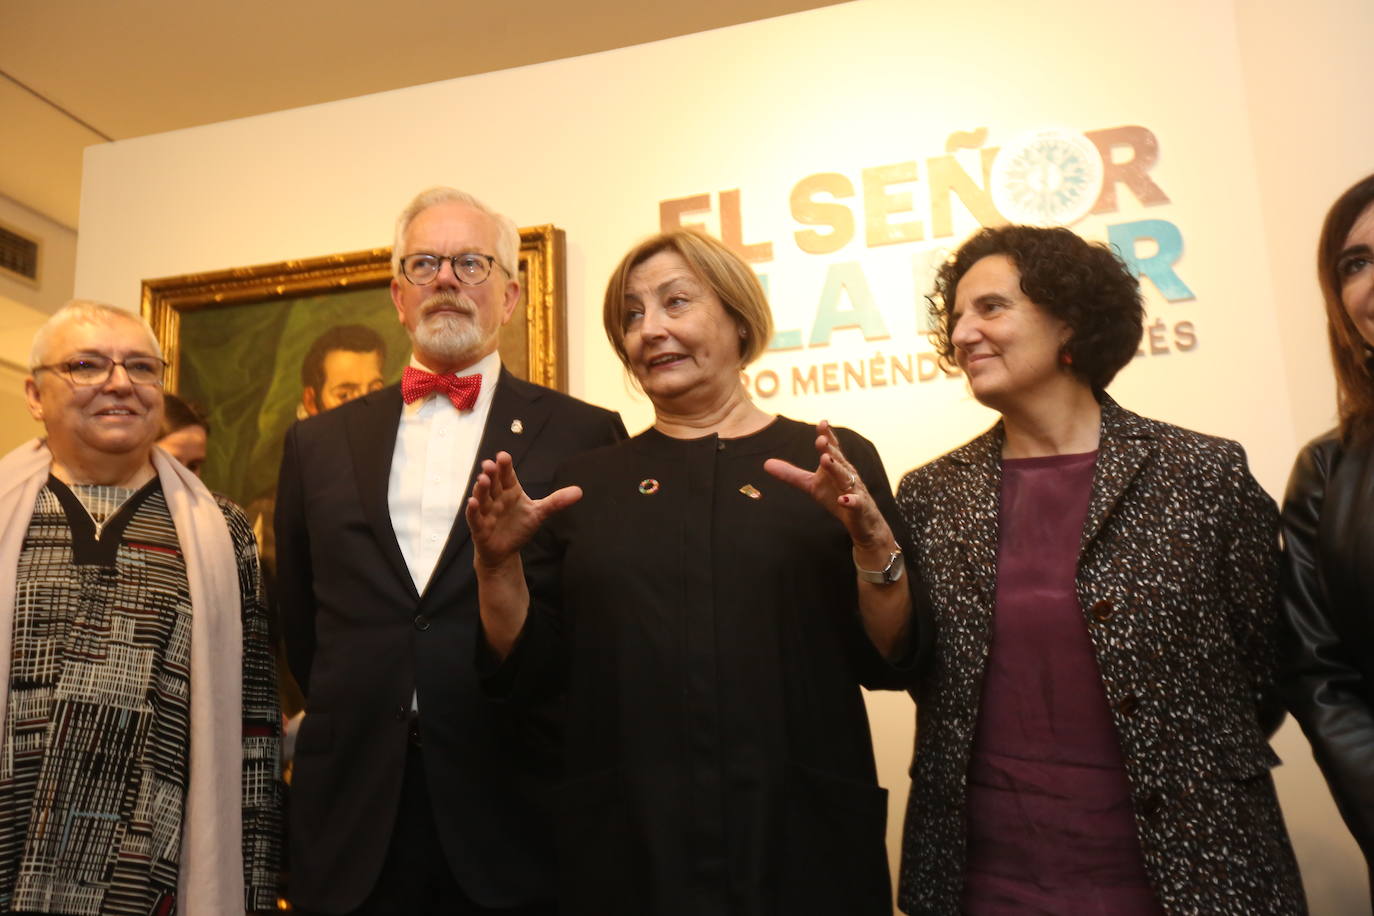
{"left": 414, "top": 313, "right": 484, "bottom": 364}
{"left": 411, "top": 294, "right": 494, "bottom": 367}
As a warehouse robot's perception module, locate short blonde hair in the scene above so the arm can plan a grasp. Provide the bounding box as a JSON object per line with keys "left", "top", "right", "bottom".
{"left": 602, "top": 229, "right": 773, "bottom": 371}
{"left": 391, "top": 187, "right": 519, "bottom": 280}
{"left": 30, "top": 300, "right": 162, "bottom": 368}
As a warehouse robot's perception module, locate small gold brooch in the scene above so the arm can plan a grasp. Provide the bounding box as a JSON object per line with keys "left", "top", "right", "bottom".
{"left": 510, "top": 419, "right": 524, "bottom": 434}
{"left": 739, "top": 484, "right": 762, "bottom": 500}
{"left": 638, "top": 478, "right": 660, "bottom": 495}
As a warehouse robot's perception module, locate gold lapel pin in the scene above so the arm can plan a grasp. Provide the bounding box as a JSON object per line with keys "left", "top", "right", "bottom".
{"left": 739, "top": 484, "right": 762, "bottom": 500}
{"left": 638, "top": 478, "right": 660, "bottom": 495}
{"left": 510, "top": 419, "right": 524, "bottom": 434}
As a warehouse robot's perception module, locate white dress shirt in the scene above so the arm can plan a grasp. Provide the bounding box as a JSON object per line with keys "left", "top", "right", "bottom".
{"left": 390, "top": 350, "right": 500, "bottom": 713}
{"left": 388, "top": 349, "right": 501, "bottom": 595}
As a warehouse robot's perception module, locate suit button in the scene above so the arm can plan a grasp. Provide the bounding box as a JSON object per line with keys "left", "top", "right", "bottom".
{"left": 1116, "top": 694, "right": 1139, "bottom": 717}
{"left": 414, "top": 614, "right": 430, "bottom": 631}
{"left": 1090, "top": 599, "right": 1114, "bottom": 622}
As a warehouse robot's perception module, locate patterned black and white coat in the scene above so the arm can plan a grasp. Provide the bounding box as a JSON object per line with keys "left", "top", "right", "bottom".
{"left": 893, "top": 395, "right": 1307, "bottom": 915}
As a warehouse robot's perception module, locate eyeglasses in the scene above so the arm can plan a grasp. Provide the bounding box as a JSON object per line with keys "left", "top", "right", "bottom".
{"left": 400, "top": 252, "right": 506, "bottom": 287}
{"left": 33, "top": 354, "right": 167, "bottom": 387}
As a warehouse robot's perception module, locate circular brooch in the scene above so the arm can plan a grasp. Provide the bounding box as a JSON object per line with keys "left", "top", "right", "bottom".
{"left": 637, "top": 478, "right": 660, "bottom": 495}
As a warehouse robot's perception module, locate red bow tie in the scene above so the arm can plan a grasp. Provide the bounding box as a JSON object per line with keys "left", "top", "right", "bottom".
{"left": 401, "top": 366, "right": 481, "bottom": 410}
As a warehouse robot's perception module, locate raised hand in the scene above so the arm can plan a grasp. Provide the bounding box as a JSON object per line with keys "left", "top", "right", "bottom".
{"left": 763, "top": 420, "right": 892, "bottom": 551}
{"left": 767, "top": 421, "right": 911, "bottom": 657}
{"left": 465, "top": 451, "right": 583, "bottom": 569}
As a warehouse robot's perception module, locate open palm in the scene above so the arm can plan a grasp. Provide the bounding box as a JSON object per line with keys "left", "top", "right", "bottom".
{"left": 466, "top": 451, "right": 582, "bottom": 567}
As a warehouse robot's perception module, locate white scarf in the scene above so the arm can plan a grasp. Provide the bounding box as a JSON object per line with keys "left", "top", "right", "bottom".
{"left": 0, "top": 438, "right": 245, "bottom": 915}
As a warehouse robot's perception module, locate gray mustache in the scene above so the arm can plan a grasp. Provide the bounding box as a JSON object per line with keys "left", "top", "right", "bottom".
{"left": 421, "top": 293, "right": 475, "bottom": 318}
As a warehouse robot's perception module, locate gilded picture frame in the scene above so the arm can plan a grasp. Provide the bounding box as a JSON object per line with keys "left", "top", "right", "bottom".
{"left": 140, "top": 225, "right": 566, "bottom": 516}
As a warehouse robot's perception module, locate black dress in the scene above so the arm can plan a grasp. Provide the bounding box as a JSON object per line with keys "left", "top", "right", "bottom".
{"left": 489, "top": 417, "right": 921, "bottom": 916}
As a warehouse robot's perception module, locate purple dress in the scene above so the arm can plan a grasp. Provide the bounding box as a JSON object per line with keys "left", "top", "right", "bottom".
{"left": 960, "top": 451, "right": 1162, "bottom": 915}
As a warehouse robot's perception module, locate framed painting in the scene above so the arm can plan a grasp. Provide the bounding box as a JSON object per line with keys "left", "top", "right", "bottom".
{"left": 140, "top": 226, "right": 567, "bottom": 535}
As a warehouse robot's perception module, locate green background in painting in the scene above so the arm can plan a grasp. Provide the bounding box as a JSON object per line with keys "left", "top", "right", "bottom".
{"left": 175, "top": 286, "right": 411, "bottom": 512}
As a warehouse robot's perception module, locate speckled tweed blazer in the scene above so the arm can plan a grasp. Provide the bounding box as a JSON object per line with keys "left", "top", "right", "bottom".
{"left": 894, "top": 396, "right": 1306, "bottom": 915}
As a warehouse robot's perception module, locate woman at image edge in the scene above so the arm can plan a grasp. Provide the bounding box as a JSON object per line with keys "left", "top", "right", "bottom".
{"left": 896, "top": 225, "right": 1305, "bottom": 914}
{"left": 466, "top": 228, "right": 929, "bottom": 915}
{"left": 1279, "top": 171, "right": 1374, "bottom": 908}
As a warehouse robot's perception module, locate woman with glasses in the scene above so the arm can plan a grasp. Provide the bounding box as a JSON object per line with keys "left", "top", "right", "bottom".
{"left": 0, "top": 300, "right": 281, "bottom": 912}
{"left": 1279, "top": 171, "right": 1374, "bottom": 907}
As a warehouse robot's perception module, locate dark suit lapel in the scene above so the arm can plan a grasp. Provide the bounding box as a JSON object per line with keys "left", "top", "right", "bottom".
{"left": 473, "top": 369, "right": 553, "bottom": 471}
{"left": 344, "top": 385, "right": 419, "bottom": 602}
{"left": 1080, "top": 396, "right": 1153, "bottom": 553}
{"left": 950, "top": 427, "right": 1003, "bottom": 608}
{"left": 423, "top": 368, "right": 551, "bottom": 594}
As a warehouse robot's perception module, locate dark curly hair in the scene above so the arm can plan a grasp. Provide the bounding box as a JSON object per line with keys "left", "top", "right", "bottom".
{"left": 928, "top": 225, "right": 1144, "bottom": 392}
{"left": 1316, "top": 171, "right": 1374, "bottom": 443}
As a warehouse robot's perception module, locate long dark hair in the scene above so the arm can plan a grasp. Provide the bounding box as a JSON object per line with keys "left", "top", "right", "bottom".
{"left": 1317, "top": 172, "right": 1374, "bottom": 442}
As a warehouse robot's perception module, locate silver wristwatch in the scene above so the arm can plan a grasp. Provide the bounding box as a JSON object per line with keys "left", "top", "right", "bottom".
{"left": 854, "top": 545, "right": 904, "bottom": 584}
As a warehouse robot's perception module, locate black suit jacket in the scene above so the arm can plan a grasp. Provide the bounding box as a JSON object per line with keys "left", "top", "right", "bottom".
{"left": 276, "top": 368, "right": 626, "bottom": 913}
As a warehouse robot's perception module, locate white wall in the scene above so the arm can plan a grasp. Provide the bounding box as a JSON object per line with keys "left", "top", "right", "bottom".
{"left": 73, "top": 0, "right": 1373, "bottom": 910}
{"left": 0, "top": 192, "right": 76, "bottom": 317}
{"left": 0, "top": 298, "right": 57, "bottom": 454}
{"left": 0, "top": 362, "right": 40, "bottom": 452}
{"left": 1236, "top": 0, "right": 1374, "bottom": 447}
{"left": 0, "top": 193, "right": 78, "bottom": 453}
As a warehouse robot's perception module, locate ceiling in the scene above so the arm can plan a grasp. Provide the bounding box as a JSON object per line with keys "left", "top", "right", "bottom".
{"left": 1, "top": 0, "right": 844, "bottom": 232}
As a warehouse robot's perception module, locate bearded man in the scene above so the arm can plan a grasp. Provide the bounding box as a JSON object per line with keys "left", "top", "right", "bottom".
{"left": 276, "top": 188, "right": 625, "bottom": 915}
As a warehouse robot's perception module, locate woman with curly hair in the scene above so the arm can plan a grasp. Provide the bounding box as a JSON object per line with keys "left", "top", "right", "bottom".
{"left": 895, "top": 225, "right": 1305, "bottom": 914}
{"left": 1279, "top": 171, "right": 1374, "bottom": 906}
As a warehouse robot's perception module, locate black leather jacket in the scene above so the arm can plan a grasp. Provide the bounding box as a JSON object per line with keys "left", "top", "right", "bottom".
{"left": 1279, "top": 430, "right": 1374, "bottom": 893}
